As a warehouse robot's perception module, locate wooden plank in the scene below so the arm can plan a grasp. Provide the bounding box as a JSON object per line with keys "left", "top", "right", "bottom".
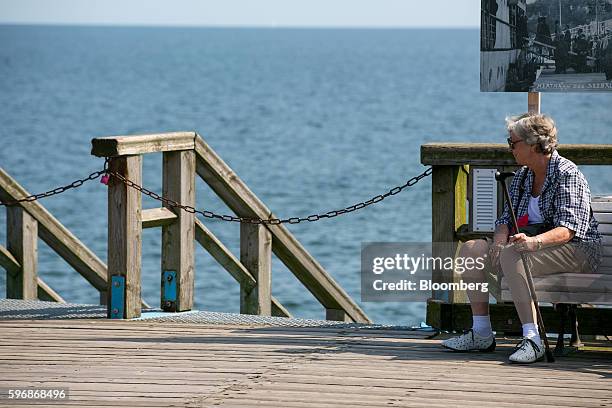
{"left": 194, "top": 219, "right": 290, "bottom": 317}
{"left": 421, "top": 143, "right": 612, "bottom": 166}
{"left": 594, "top": 212, "right": 612, "bottom": 223}
{"left": 90, "top": 132, "right": 196, "bottom": 157}
{"left": 194, "top": 136, "right": 370, "bottom": 323}
{"left": 325, "top": 309, "right": 350, "bottom": 322}
{"left": 195, "top": 218, "right": 256, "bottom": 287}
{"left": 0, "top": 243, "right": 20, "bottom": 274}
{"left": 37, "top": 277, "right": 66, "bottom": 303}
{"left": 1, "top": 353, "right": 607, "bottom": 383}
{"left": 0, "top": 361, "right": 605, "bottom": 389}
{"left": 107, "top": 155, "right": 142, "bottom": 318}
{"left": 431, "top": 165, "right": 468, "bottom": 304}
{"left": 240, "top": 223, "right": 272, "bottom": 316}
{"left": 161, "top": 150, "right": 195, "bottom": 312}
{"left": 141, "top": 208, "right": 177, "bottom": 229}
{"left": 593, "top": 201, "right": 612, "bottom": 212}
{"left": 6, "top": 206, "right": 38, "bottom": 299}
{"left": 270, "top": 297, "right": 292, "bottom": 318}
{"left": 220, "top": 378, "right": 612, "bottom": 402}
{"left": 0, "top": 167, "right": 107, "bottom": 292}
{"left": 597, "top": 223, "right": 612, "bottom": 234}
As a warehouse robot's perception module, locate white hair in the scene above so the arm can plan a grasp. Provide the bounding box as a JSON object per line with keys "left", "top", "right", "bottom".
{"left": 506, "top": 113, "right": 558, "bottom": 155}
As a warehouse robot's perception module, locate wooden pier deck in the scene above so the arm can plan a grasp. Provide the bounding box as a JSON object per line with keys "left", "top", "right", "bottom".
{"left": 1, "top": 319, "right": 611, "bottom": 408}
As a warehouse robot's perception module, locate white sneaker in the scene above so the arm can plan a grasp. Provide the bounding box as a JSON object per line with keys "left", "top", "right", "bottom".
{"left": 509, "top": 338, "right": 545, "bottom": 363}
{"left": 441, "top": 329, "right": 496, "bottom": 352}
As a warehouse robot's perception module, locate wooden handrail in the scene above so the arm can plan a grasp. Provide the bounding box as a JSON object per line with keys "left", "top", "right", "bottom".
{"left": 37, "top": 277, "right": 65, "bottom": 303}
{"left": 421, "top": 143, "right": 612, "bottom": 166}
{"left": 0, "top": 243, "right": 20, "bottom": 274}
{"left": 142, "top": 208, "right": 178, "bottom": 228}
{"left": 90, "top": 131, "right": 370, "bottom": 323}
{"left": 91, "top": 132, "right": 196, "bottom": 156}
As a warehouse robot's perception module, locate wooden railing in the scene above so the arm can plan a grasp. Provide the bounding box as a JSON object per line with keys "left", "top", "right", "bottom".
{"left": 91, "top": 132, "right": 370, "bottom": 323}
{"left": 421, "top": 142, "right": 612, "bottom": 333}
{"left": 0, "top": 168, "right": 152, "bottom": 308}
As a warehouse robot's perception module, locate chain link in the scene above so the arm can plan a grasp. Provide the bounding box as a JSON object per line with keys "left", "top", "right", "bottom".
{"left": 0, "top": 159, "right": 110, "bottom": 207}
{"left": 1, "top": 157, "right": 432, "bottom": 225}
{"left": 106, "top": 164, "right": 433, "bottom": 225}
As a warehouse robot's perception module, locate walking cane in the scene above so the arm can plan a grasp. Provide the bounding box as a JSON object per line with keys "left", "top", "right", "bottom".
{"left": 495, "top": 171, "right": 555, "bottom": 363}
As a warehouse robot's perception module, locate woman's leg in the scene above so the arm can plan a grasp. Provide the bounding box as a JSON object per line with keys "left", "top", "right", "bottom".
{"left": 499, "top": 245, "right": 536, "bottom": 325}
{"left": 500, "top": 242, "right": 591, "bottom": 362}
{"left": 500, "top": 242, "right": 590, "bottom": 326}
{"left": 460, "top": 239, "right": 491, "bottom": 317}
{"left": 441, "top": 239, "right": 496, "bottom": 351}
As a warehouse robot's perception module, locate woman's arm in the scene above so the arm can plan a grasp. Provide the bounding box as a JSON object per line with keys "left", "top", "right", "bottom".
{"left": 493, "top": 224, "right": 509, "bottom": 245}
{"left": 509, "top": 226, "right": 575, "bottom": 252}
{"left": 537, "top": 226, "right": 575, "bottom": 247}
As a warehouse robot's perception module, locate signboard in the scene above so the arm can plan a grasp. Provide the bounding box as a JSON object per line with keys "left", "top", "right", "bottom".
{"left": 481, "top": 0, "right": 612, "bottom": 92}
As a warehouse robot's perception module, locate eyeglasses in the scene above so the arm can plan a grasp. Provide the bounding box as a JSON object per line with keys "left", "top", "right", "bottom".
{"left": 507, "top": 137, "right": 524, "bottom": 150}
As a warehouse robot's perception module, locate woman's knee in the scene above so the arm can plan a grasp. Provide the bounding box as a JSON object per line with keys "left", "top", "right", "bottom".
{"left": 459, "top": 239, "right": 488, "bottom": 258}
{"left": 499, "top": 244, "right": 520, "bottom": 263}
{"left": 499, "top": 244, "right": 524, "bottom": 278}
{"left": 459, "top": 239, "right": 488, "bottom": 280}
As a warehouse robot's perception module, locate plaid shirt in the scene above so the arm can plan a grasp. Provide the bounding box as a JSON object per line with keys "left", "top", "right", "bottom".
{"left": 495, "top": 150, "right": 603, "bottom": 272}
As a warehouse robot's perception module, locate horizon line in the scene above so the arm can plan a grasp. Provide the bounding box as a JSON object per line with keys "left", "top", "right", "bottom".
{"left": 0, "top": 22, "right": 479, "bottom": 30}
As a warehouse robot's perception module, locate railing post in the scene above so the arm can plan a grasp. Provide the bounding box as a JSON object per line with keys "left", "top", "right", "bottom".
{"left": 6, "top": 207, "right": 37, "bottom": 299}
{"left": 431, "top": 165, "right": 468, "bottom": 305}
{"left": 240, "top": 223, "right": 272, "bottom": 316}
{"left": 161, "top": 150, "right": 195, "bottom": 312}
{"left": 107, "top": 155, "right": 142, "bottom": 319}
{"left": 528, "top": 92, "right": 541, "bottom": 113}
{"left": 326, "top": 309, "right": 350, "bottom": 322}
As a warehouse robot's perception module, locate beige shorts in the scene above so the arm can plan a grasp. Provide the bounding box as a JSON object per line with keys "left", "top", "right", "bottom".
{"left": 481, "top": 237, "right": 591, "bottom": 301}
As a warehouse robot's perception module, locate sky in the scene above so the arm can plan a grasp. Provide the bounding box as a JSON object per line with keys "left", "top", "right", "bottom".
{"left": 0, "top": 0, "right": 480, "bottom": 28}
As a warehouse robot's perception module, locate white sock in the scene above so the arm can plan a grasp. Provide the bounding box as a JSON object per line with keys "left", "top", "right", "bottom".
{"left": 472, "top": 315, "right": 492, "bottom": 337}
{"left": 522, "top": 323, "right": 541, "bottom": 344}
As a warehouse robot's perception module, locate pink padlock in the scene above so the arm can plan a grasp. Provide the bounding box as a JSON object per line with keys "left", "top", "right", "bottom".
{"left": 100, "top": 174, "right": 110, "bottom": 185}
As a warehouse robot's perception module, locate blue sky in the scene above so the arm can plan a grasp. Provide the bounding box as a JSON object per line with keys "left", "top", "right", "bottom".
{"left": 0, "top": 0, "right": 479, "bottom": 28}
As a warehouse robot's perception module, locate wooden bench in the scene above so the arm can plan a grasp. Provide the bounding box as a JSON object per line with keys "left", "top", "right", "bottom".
{"left": 500, "top": 195, "right": 612, "bottom": 353}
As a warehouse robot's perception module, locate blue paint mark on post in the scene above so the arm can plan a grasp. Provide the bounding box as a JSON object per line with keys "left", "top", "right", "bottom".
{"left": 110, "top": 275, "right": 125, "bottom": 319}
{"left": 162, "top": 270, "right": 177, "bottom": 312}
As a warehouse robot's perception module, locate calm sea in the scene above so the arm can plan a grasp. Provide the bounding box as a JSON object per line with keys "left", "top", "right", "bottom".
{"left": 0, "top": 25, "right": 611, "bottom": 324}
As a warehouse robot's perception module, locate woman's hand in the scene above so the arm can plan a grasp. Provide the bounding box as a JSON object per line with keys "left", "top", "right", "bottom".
{"left": 489, "top": 242, "right": 505, "bottom": 266}
{"left": 509, "top": 233, "right": 541, "bottom": 252}
{"left": 490, "top": 224, "right": 510, "bottom": 265}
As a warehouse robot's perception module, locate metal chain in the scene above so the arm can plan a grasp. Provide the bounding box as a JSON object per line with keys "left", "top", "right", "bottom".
{"left": 0, "top": 157, "right": 432, "bottom": 224}
{"left": 0, "top": 159, "right": 110, "bottom": 207}
{"left": 106, "top": 165, "right": 433, "bottom": 225}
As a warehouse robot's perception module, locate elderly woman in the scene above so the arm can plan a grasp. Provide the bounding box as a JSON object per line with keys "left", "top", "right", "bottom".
{"left": 441, "top": 113, "right": 602, "bottom": 363}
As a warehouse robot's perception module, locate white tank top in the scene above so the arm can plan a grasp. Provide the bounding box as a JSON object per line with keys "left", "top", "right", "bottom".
{"left": 528, "top": 195, "right": 543, "bottom": 224}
